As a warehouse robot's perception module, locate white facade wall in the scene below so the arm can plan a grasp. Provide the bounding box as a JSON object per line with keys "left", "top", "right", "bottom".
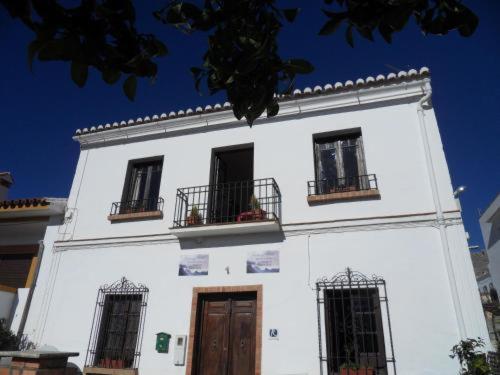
{"left": 24, "top": 75, "right": 489, "bottom": 374}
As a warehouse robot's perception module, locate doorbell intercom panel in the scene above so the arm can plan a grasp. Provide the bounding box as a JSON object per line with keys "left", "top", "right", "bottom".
{"left": 174, "top": 335, "right": 187, "bottom": 366}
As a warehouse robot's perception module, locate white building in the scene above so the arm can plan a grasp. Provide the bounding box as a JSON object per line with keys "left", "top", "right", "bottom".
{"left": 480, "top": 194, "right": 500, "bottom": 294}
{"left": 23, "top": 68, "right": 489, "bottom": 375}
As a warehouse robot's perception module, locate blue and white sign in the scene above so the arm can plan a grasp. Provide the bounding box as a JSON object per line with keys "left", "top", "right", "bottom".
{"left": 247, "top": 250, "right": 279, "bottom": 273}
{"left": 269, "top": 329, "right": 279, "bottom": 340}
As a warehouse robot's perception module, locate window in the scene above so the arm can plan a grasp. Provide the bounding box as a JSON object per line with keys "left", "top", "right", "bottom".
{"left": 120, "top": 158, "right": 163, "bottom": 213}
{"left": 316, "top": 268, "right": 396, "bottom": 375}
{"left": 86, "top": 278, "right": 148, "bottom": 369}
{"left": 314, "top": 132, "right": 367, "bottom": 194}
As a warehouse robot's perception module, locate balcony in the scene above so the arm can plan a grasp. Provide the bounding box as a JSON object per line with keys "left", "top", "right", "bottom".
{"left": 107, "top": 197, "right": 164, "bottom": 222}
{"left": 170, "top": 178, "right": 281, "bottom": 238}
{"left": 307, "top": 174, "right": 380, "bottom": 204}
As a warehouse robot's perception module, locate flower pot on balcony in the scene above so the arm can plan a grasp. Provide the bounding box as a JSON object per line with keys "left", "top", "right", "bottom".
{"left": 186, "top": 206, "right": 202, "bottom": 226}
{"left": 187, "top": 215, "right": 202, "bottom": 226}
{"left": 99, "top": 358, "right": 125, "bottom": 369}
{"left": 237, "top": 208, "right": 267, "bottom": 222}
{"left": 340, "top": 367, "right": 374, "bottom": 375}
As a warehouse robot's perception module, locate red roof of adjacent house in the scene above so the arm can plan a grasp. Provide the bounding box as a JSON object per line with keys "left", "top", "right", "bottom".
{"left": 0, "top": 198, "right": 50, "bottom": 210}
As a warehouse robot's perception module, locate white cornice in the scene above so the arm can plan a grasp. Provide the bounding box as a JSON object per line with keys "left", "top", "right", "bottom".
{"left": 74, "top": 77, "right": 430, "bottom": 147}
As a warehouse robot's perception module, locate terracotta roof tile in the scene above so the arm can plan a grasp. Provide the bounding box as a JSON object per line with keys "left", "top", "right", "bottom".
{"left": 0, "top": 198, "right": 50, "bottom": 210}
{"left": 75, "top": 67, "right": 430, "bottom": 136}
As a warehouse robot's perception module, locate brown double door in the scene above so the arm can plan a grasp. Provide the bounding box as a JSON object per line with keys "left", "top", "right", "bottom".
{"left": 194, "top": 293, "right": 256, "bottom": 375}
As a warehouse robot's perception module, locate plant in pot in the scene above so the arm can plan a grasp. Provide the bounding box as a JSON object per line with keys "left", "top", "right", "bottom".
{"left": 186, "top": 205, "right": 202, "bottom": 226}
{"left": 450, "top": 337, "right": 491, "bottom": 375}
{"left": 340, "top": 363, "right": 374, "bottom": 375}
{"left": 237, "top": 194, "right": 267, "bottom": 222}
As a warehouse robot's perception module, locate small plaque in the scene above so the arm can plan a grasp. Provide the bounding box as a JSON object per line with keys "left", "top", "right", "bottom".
{"left": 269, "top": 329, "right": 279, "bottom": 340}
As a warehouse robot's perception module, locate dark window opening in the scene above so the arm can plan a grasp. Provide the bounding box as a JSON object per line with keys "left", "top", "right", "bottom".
{"left": 86, "top": 278, "right": 148, "bottom": 369}
{"left": 0, "top": 253, "right": 33, "bottom": 288}
{"left": 324, "top": 289, "right": 386, "bottom": 374}
{"left": 209, "top": 147, "right": 254, "bottom": 223}
{"left": 317, "top": 268, "right": 396, "bottom": 375}
{"left": 119, "top": 158, "right": 163, "bottom": 214}
{"left": 314, "top": 132, "right": 368, "bottom": 194}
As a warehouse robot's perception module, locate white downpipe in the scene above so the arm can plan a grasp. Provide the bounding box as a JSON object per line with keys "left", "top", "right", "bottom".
{"left": 417, "top": 83, "right": 466, "bottom": 338}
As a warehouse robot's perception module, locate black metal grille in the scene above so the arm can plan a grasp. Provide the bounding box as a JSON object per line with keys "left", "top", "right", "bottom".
{"left": 172, "top": 178, "right": 281, "bottom": 227}
{"left": 308, "top": 174, "right": 378, "bottom": 196}
{"left": 316, "top": 268, "right": 396, "bottom": 375}
{"left": 85, "top": 277, "right": 148, "bottom": 369}
{"left": 110, "top": 197, "right": 164, "bottom": 215}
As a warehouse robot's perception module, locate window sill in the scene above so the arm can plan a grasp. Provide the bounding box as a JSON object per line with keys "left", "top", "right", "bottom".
{"left": 107, "top": 210, "right": 163, "bottom": 223}
{"left": 83, "top": 367, "right": 138, "bottom": 375}
{"left": 307, "top": 189, "right": 380, "bottom": 204}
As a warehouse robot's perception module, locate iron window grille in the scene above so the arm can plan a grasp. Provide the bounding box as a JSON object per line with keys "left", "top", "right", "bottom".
{"left": 85, "top": 277, "right": 149, "bottom": 370}
{"left": 172, "top": 178, "right": 281, "bottom": 227}
{"left": 110, "top": 197, "right": 164, "bottom": 216}
{"left": 308, "top": 174, "right": 378, "bottom": 196}
{"left": 316, "top": 268, "right": 396, "bottom": 375}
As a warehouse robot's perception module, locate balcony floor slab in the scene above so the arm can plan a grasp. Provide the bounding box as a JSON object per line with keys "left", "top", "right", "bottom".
{"left": 169, "top": 220, "right": 281, "bottom": 238}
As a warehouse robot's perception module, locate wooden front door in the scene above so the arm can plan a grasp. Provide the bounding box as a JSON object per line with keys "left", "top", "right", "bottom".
{"left": 194, "top": 293, "right": 256, "bottom": 375}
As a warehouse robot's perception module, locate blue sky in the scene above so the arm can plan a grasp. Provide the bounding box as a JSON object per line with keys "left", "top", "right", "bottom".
{"left": 0, "top": 1, "right": 498, "bottom": 247}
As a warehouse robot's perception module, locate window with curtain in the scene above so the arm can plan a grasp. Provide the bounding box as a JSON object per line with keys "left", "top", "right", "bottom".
{"left": 314, "top": 132, "right": 367, "bottom": 194}
{"left": 121, "top": 159, "right": 163, "bottom": 213}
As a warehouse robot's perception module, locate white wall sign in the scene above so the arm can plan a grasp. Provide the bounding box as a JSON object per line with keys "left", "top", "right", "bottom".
{"left": 178, "top": 254, "right": 209, "bottom": 276}
{"left": 247, "top": 250, "right": 279, "bottom": 273}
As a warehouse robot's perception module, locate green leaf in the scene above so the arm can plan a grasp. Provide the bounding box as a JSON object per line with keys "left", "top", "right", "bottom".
{"left": 102, "top": 68, "right": 121, "bottom": 84}
{"left": 283, "top": 8, "right": 299, "bottom": 23}
{"left": 319, "top": 11, "right": 345, "bottom": 35}
{"left": 378, "top": 23, "right": 393, "bottom": 43}
{"left": 123, "top": 75, "right": 137, "bottom": 101}
{"left": 71, "top": 61, "right": 88, "bottom": 88}
{"left": 346, "top": 25, "right": 354, "bottom": 47}
{"left": 266, "top": 101, "right": 279, "bottom": 117}
{"left": 285, "top": 59, "right": 314, "bottom": 74}
{"left": 27, "top": 40, "right": 43, "bottom": 71}
{"left": 458, "top": 9, "right": 479, "bottom": 37}
{"left": 153, "top": 39, "right": 168, "bottom": 57}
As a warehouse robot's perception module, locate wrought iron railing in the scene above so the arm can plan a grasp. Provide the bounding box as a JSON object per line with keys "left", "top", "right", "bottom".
{"left": 316, "top": 268, "right": 396, "bottom": 375}
{"left": 85, "top": 277, "right": 149, "bottom": 370}
{"left": 109, "top": 197, "right": 164, "bottom": 215}
{"left": 172, "top": 178, "right": 281, "bottom": 228}
{"left": 308, "top": 174, "right": 378, "bottom": 196}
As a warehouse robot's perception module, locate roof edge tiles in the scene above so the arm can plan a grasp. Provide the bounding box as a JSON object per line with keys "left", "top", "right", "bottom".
{"left": 0, "top": 198, "right": 50, "bottom": 210}
{"left": 75, "top": 67, "right": 430, "bottom": 136}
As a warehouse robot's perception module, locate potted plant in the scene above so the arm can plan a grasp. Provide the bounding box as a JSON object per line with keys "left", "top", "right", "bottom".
{"left": 237, "top": 194, "right": 267, "bottom": 222}
{"left": 186, "top": 205, "right": 202, "bottom": 226}
{"left": 340, "top": 363, "right": 374, "bottom": 375}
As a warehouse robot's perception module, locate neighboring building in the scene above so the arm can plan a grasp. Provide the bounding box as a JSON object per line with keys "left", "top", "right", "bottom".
{"left": 481, "top": 194, "right": 500, "bottom": 292}
{"left": 0, "top": 173, "right": 66, "bottom": 335}
{"left": 479, "top": 194, "right": 500, "bottom": 349}
{"left": 471, "top": 249, "right": 492, "bottom": 292}
{"left": 0, "top": 172, "right": 14, "bottom": 201}
{"left": 23, "top": 68, "right": 489, "bottom": 375}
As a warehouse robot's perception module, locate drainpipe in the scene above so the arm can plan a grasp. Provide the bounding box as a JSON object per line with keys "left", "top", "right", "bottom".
{"left": 17, "top": 240, "right": 44, "bottom": 340}
{"left": 417, "top": 83, "right": 466, "bottom": 338}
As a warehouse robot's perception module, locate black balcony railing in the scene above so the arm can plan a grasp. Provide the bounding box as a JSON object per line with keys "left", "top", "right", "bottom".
{"left": 172, "top": 178, "right": 281, "bottom": 228}
{"left": 308, "top": 174, "right": 378, "bottom": 196}
{"left": 110, "top": 197, "right": 164, "bottom": 215}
